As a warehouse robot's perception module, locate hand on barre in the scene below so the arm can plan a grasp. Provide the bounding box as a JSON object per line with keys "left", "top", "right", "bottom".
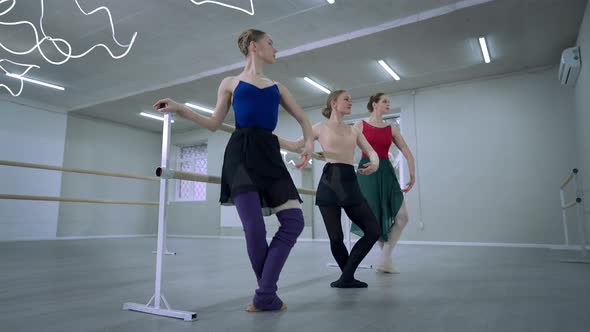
{"left": 153, "top": 98, "right": 186, "bottom": 116}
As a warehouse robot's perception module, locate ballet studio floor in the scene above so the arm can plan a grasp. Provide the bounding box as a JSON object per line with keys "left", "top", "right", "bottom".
{"left": 1, "top": 237, "right": 589, "bottom": 332}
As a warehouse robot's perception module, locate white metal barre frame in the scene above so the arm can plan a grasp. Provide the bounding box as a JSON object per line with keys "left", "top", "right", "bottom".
{"left": 123, "top": 114, "right": 317, "bottom": 321}
{"left": 151, "top": 248, "right": 176, "bottom": 256}
{"left": 122, "top": 112, "right": 197, "bottom": 321}
{"left": 558, "top": 168, "right": 589, "bottom": 264}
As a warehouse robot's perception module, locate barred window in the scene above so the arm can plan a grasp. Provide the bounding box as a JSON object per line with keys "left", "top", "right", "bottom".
{"left": 176, "top": 143, "right": 207, "bottom": 201}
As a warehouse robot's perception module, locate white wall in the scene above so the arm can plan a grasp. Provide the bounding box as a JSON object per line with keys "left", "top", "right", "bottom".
{"left": 57, "top": 115, "right": 160, "bottom": 237}
{"left": 405, "top": 68, "right": 576, "bottom": 244}
{"left": 0, "top": 100, "right": 67, "bottom": 240}
{"left": 15, "top": 64, "right": 569, "bottom": 245}
{"left": 3, "top": 64, "right": 571, "bottom": 245}
{"left": 278, "top": 67, "right": 577, "bottom": 245}
{"left": 574, "top": 2, "right": 590, "bottom": 218}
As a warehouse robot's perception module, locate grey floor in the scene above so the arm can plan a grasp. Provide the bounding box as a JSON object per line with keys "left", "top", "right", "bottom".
{"left": 1, "top": 238, "right": 589, "bottom": 332}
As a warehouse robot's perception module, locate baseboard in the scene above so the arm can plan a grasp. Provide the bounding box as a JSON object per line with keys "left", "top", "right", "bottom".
{"left": 168, "top": 234, "right": 317, "bottom": 242}
{"left": 167, "top": 235, "right": 573, "bottom": 249}
{"left": 3, "top": 234, "right": 583, "bottom": 251}
{"left": 0, "top": 234, "right": 156, "bottom": 242}
{"left": 546, "top": 244, "right": 590, "bottom": 251}
{"left": 168, "top": 234, "right": 243, "bottom": 240}
{"left": 397, "top": 240, "right": 590, "bottom": 250}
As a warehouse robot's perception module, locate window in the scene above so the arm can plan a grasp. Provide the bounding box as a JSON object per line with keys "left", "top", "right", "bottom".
{"left": 176, "top": 143, "right": 207, "bottom": 201}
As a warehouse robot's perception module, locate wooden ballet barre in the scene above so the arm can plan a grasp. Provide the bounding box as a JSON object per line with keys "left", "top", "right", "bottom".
{"left": 562, "top": 200, "right": 579, "bottom": 209}
{"left": 156, "top": 167, "right": 221, "bottom": 184}
{"left": 0, "top": 160, "right": 159, "bottom": 182}
{"left": 562, "top": 198, "right": 583, "bottom": 210}
{"left": 0, "top": 194, "right": 158, "bottom": 205}
{"left": 560, "top": 168, "right": 578, "bottom": 189}
{"left": 155, "top": 167, "right": 316, "bottom": 196}
{"left": 295, "top": 187, "right": 316, "bottom": 196}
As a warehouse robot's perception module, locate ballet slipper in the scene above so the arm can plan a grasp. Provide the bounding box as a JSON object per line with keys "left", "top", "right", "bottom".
{"left": 245, "top": 303, "right": 288, "bottom": 312}
{"left": 374, "top": 257, "right": 399, "bottom": 274}
{"left": 330, "top": 278, "right": 368, "bottom": 288}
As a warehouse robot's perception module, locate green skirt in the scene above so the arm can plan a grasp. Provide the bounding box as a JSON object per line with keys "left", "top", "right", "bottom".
{"left": 352, "top": 157, "right": 404, "bottom": 241}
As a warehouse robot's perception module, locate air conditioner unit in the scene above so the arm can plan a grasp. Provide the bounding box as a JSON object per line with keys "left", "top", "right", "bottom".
{"left": 558, "top": 46, "right": 581, "bottom": 86}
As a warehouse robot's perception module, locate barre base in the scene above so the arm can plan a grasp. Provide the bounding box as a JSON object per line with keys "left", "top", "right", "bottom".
{"left": 122, "top": 302, "right": 197, "bottom": 321}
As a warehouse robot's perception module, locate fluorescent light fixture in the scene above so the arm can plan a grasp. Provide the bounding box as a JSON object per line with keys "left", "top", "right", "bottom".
{"left": 185, "top": 102, "right": 213, "bottom": 114}
{"left": 303, "top": 77, "right": 331, "bottom": 94}
{"left": 377, "top": 60, "right": 400, "bottom": 81}
{"left": 326, "top": 0, "right": 335, "bottom": 4}
{"left": 5, "top": 73, "right": 65, "bottom": 91}
{"left": 140, "top": 112, "right": 174, "bottom": 123}
{"left": 478, "top": 36, "right": 491, "bottom": 63}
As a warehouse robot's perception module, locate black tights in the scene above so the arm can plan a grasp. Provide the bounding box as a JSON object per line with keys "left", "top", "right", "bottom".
{"left": 319, "top": 201, "right": 380, "bottom": 282}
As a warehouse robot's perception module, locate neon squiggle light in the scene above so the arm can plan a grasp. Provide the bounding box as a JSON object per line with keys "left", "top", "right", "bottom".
{"left": 0, "top": 0, "right": 15, "bottom": 16}
{"left": 0, "top": 0, "right": 137, "bottom": 65}
{"left": 0, "top": 59, "right": 39, "bottom": 96}
{"left": 190, "top": 0, "right": 255, "bottom": 15}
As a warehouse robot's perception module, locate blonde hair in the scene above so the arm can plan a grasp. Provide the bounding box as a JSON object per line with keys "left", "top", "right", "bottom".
{"left": 367, "top": 92, "right": 386, "bottom": 112}
{"left": 237, "top": 29, "right": 266, "bottom": 57}
{"left": 322, "top": 90, "right": 347, "bottom": 118}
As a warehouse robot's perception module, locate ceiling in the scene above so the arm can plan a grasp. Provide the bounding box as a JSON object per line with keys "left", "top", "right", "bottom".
{"left": 1, "top": 0, "right": 587, "bottom": 132}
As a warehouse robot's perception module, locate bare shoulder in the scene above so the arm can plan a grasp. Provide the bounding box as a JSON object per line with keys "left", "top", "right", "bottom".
{"left": 313, "top": 121, "right": 326, "bottom": 136}
{"left": 277, "top": 82, "right": 299, "bottom": 110}
{"left": 351, "top": 124, "right": 362, "bottom": 137}
{"left": 276, "top": 81, "right": 289, "bottom": 94}
{"left": 220, "top": 76, "right": 239, "bottom": 92}
{"left": 353, "top": 121, "right": 363, "bottom": 132}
